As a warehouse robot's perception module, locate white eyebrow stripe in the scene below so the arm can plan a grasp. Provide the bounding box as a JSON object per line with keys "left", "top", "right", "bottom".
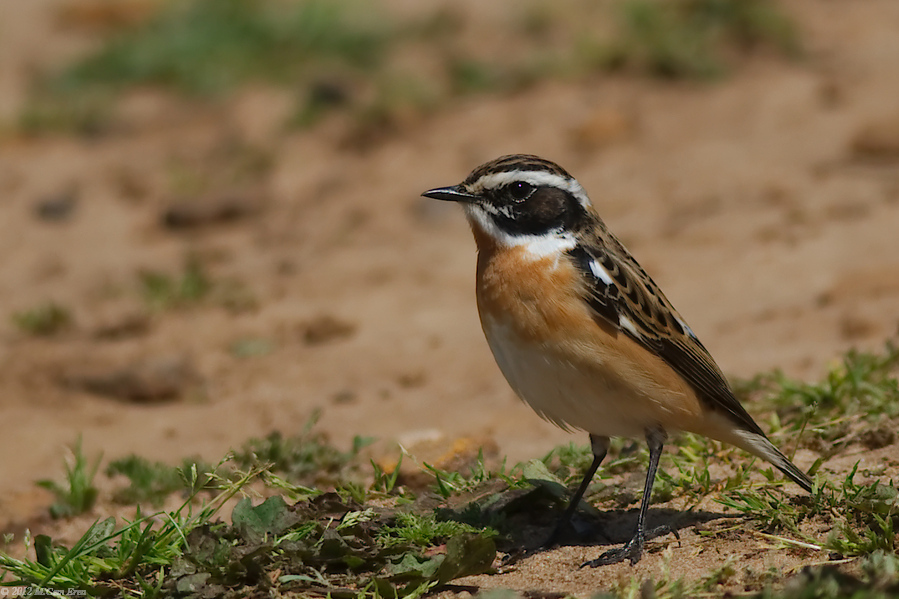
{"left": 472, "top": 171, "right": 593, "bottom": 209}
{"left": 588, "top": 258, "right": 614, "bottom": 286}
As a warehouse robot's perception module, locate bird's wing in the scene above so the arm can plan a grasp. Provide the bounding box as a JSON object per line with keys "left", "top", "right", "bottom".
{"left": 568, "top": 243, "right": 766, "bottom": 437}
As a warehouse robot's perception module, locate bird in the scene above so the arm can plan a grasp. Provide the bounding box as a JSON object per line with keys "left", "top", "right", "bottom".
{"left": 422, "top": 154, "right": 813, "bottom": 567}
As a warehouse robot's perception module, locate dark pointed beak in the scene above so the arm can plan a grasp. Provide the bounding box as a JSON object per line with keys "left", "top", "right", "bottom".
{"left": 421, "top": 185, "right": 479, "bottom": 203}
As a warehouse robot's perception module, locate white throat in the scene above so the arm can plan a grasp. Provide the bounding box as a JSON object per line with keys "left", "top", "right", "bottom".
{"left": 463, "top": 204, "right": 576, "bottom": 260}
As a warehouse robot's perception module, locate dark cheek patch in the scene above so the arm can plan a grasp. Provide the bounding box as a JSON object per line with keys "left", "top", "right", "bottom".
{"left": 491, "top": 187, "right": 576, "bottom": 236}
{"left": 526, "top": 188, "right": 567, "bottom": 223}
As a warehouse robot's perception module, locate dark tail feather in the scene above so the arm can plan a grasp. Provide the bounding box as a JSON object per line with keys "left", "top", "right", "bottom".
{"left": 734, "top": 431, "right": 814, "bottom": 493}
{"left": 768, "top": 444, "right": 813, "bottom": 493}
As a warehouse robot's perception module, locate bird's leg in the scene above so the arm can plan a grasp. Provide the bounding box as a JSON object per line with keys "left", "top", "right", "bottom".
{"left": 543, "top": 434, "right": 610, "bottom": 547}
{"left": 583, "top": 427, "right": 671, "bottom": 567}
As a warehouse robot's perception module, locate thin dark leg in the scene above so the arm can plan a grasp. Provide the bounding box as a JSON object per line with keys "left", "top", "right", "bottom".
{"left": 583, "top": 427, "right": 671, "bottom": 567}
{"left": 543, "top": 434, "right": 610, "bottom": 547}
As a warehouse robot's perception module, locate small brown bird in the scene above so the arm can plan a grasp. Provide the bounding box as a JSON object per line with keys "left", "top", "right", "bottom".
{"left": 423, "top": 154, "right": 812, "bottom": 566}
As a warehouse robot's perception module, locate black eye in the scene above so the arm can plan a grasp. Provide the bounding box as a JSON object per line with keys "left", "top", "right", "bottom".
{"left": 508, "top": 182, "right": 534, "bottom": 201}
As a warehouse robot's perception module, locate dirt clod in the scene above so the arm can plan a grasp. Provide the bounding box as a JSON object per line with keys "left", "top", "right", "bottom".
{"left": 851, "top": 113, "right": 899, "bottom": 159}
{"left": 62, "top": 354, "right": 201, "bottom": 403}
{"left": 162, "top": 192, "right": 264, "bottom": 230}
{"left": 301, "top": 315, "right": 356, "bottom": 346}
{"left": 33, "top": 187, "right": 78, "bottom": 222}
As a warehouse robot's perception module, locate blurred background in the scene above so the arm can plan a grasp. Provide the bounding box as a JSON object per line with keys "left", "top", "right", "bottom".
{"left": 1, "top": 0, "right": 898, "bottom": 522}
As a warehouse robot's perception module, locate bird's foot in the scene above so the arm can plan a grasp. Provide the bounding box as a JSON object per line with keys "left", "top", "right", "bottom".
{"left": 581, "top": 533, "right": 645, "bottom": 567}
{"left": 581, "top": 524, "right": 678, "bottom": 568}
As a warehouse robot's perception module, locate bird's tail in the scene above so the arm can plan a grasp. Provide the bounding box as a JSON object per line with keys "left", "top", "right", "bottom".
{"left": 730, "top": 429, "right": 813, "bottom": 492}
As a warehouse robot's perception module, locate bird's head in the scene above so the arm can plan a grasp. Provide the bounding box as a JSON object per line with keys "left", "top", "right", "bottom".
{"left": 422, "top": 154, "right": 599, "bottom": 255}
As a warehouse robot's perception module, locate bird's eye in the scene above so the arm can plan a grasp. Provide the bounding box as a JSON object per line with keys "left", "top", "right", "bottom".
{"left": 508, "top": 182, "right": 534, "bottom": 201}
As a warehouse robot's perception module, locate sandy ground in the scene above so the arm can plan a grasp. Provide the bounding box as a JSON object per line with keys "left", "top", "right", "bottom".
{"left": 2, "top": 0, "right": 899, "bottom": 594}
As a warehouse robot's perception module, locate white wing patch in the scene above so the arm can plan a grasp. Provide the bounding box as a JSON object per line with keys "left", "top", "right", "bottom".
{"left": 618, "top": 315, "right": 641, "bottom": 338}
{"left": 588, "top": 258, "right": 614, "bottom": 286}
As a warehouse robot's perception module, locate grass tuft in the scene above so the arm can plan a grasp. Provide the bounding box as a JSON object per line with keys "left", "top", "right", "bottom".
{"left": 231, "top": 411, "right": 373, "bottom": 488}
{"left": 12, "top": 302, "right": 72, "bottom": 337}
{"left": 20, "top": 0, "right": 388, "bottom": 135}
{"left": 138, "top": 257, "right": 211, "bottom": 311}
{"left": 35, "top": 437, "right": 100, "bottom": 519}
{"left": 106, "top": 455, "right": 214, "bottom": 507}
{"left": 2, "top": 462, "right": 265, "bottom": 596}
{"left": 378, "top": 511, "right": 497, "bottom": 548}
{"left": 586, "top": 0, "right": 800, "bottom": 79}
{"left": 50, "top": 0, "right": 387, "bottom": 96}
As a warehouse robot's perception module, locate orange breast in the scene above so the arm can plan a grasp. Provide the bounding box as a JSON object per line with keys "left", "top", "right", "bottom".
{"left": 475, "top": 241, "right": 594, "bottom": 345}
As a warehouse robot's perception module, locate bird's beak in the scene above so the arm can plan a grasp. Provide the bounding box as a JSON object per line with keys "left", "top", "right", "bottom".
{"left": 421, "top": 185, "right": 479, "bottom": 203}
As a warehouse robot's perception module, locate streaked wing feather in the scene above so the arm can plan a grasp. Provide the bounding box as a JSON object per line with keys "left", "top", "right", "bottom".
{"left": 568, "top": 246, "right": 622, "bottom": 327}
{"left": 568, "top": 244, "right": 765, "bottom": 437}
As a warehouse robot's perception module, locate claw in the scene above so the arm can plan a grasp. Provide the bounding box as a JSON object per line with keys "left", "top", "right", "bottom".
{"left": 581, "top": 524, "right": 677, "bottom": 568}
{"left": 582, "top": 537, "right": 644, "bottom": 567}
